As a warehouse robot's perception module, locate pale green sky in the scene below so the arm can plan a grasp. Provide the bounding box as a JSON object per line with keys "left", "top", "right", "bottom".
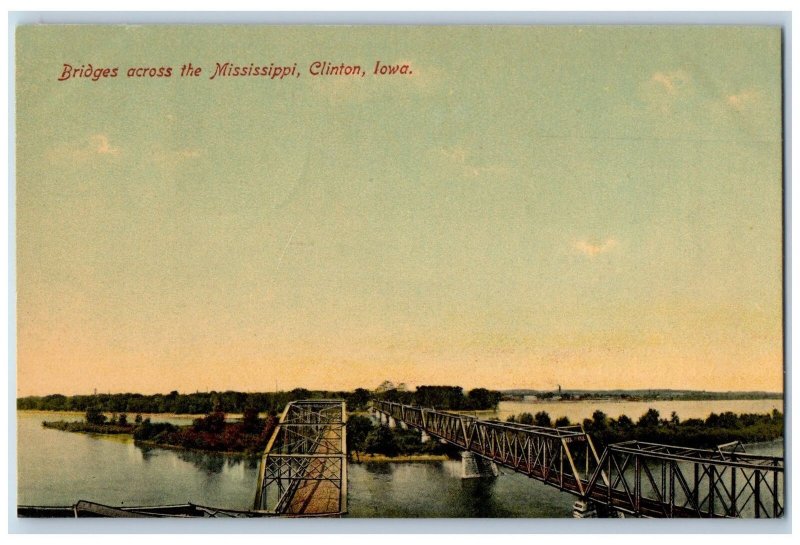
{"left": 16, "top": 26, "right": 783, "bottom": 395}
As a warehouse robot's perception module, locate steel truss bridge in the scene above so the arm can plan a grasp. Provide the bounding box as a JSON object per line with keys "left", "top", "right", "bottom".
{"left": 254, "top": 400, "right": 347, "bottom": 516}
{"left": 375, "top": 401, "right": 784, "bottom": 518}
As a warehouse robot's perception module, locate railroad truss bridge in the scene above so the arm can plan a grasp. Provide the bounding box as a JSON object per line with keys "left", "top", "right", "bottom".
{"left": 368, "top": 401, "right": 784, "bottom": 519}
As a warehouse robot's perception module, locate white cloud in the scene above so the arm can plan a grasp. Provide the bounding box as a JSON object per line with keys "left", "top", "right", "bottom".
{"left": 436, "top": 146, "right": 508, "bottom": 178}
{"left": 573, "top": 237, "right": 618, "bottom": 257}
{"left": 151, "top": 147, "right": 202, "bottom": 165}
{"left": 726, "top": 89, "right": 759, "bottom": 111}
{"left": 650, "top": 70, "right": 689, "bottom": 95}
{"left": 439, "top": 146, "right": 468, "bottom": 163}
{"left": 639, "top": 70, "right": 692, "bottom": 114}
{"left": 46, "top": 133, "right": 121, "bottom": 163}
{"left": 89, "top": 134, "right": 120, "bottom": 155}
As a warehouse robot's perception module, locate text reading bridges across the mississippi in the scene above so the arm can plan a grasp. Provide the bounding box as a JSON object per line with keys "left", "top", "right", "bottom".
{"left": 57, "top": 61, "right": 415, "bottom": 82}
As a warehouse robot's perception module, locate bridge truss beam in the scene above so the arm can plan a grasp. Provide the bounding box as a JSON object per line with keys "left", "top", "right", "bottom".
{"left": 376, "top": 400, "right": 604, "bottom": 497}
{"left": 583, "top": 441, "right": 784, "bottom": 518}
{"left": 375, "top": 401, "right": 784, "bottom": 519}
{"left": 254, "top": 400, "right": 347, "bottom": 516}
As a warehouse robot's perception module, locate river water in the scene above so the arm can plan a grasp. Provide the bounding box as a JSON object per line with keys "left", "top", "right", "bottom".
{"left": 16, "top": 399, "right": 783, "bottom": 517}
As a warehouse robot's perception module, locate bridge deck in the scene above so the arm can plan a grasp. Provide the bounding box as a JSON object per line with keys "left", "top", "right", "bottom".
{"left": 283, "top": 425, "right": 345, "bottom": 515}
{"left": 254, "top": 400, "right": 347, "bottom": 516}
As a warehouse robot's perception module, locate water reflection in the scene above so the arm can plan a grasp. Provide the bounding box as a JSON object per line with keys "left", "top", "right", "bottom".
{"left": 137, "top": 445, "right": 157, "bottom": 462}
{"left": 182, "top": 451, "right": 226, "bottom": 474}
{"left": 134, "top": 443, "right": 257, "bottom": 475}
{"left": 362, "top": 462, "right": 393, "bottom": 476}
{"left": 460, "top": 477, "right": 505, "bottom": 517}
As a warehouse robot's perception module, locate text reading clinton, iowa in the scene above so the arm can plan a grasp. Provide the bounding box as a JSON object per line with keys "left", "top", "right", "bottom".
{"left": 57, "top": 61, "right": 414, "bottom": 82}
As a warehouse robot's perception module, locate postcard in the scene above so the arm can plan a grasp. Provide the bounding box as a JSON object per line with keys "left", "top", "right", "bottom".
{"left": 14, "top": 24, "right": 784, "bottom": 520}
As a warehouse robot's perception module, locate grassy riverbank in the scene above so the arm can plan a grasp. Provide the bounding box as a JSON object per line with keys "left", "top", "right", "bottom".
{"left": 42, "top": 420, "right": 133, "bottom": 435}
{"left": 351, "top": 453, "right": 450, "bottom": 463}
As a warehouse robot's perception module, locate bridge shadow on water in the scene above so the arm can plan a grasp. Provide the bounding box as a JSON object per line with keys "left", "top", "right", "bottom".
{"left": 459, "top": 478, "right": 509, "bottom": 518}
{"left": 352, "top": 461, "right": 512, "bottom": 517}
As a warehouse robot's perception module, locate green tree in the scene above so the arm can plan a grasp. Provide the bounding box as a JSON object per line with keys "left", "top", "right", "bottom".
{"left": 85, "top": 406, "right": 107, "bottom": 425}
{"left": 415, "top": 386, "right": 464, "bottom": 410}
{"left": 534, "top": 411, "right": 552, "bottom": 427}
{"left": 363, "top": 426, "right": 398, "bottom": 457}
{"left": 346, "top": 415, "right": 374, "bottom": 460}
{"left": 718, "top": 411, "right": 739, "bottom": 428}
{"left": 638, "top": 408, "right": 660, "bottom": 428}
{"left": 591, "top": 410, "right": 608, "bottom": 431}
{"left": 290, "top": 388, "right": 311, "bottom": 401}
{"left": 192, "top": 411, "right": 226, "bottom": 433}
{"left": 615, "top": 415, "right": 634, "bottom": 431}
{"left": 242, "top": 407, "right": 262, "bottom": 434}
{"left": 466, "top": 388, "right": 501, "bottom": 410}
{"left": 347, "top": 388, "right": 372, "bottom": 411}
{"left": 554, "top": 416, "right": 571, "bottom": 427}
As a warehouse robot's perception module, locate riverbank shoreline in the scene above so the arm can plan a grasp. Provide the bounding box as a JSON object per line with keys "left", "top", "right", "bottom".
{"left": 40, "top": 417, "right": 271, "bottom": 456}
{"left": 350, "top": 453, "right": 451, "bottom": 463}
{"left": 40, "top": 424, "right": 455, "bottom": 462}
{"left": 134, "top": 439, "right": 261, "bottom": 458}
{"left": 39, "top": 422, "right": 453, "bottom": 462}
{"left": 42, "top": 420, "right": 133, "bottom": 435}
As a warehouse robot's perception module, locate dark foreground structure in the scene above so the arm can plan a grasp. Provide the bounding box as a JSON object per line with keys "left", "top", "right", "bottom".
{"left": 18, "top": 501, "right": 264, "bottom": 518}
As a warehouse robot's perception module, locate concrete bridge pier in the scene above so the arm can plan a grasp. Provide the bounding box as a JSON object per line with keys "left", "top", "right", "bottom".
{"left": 387, "top": 416, "right": 397, "bottom": 428}
{"left": 379, "top": 412, "right": 388, "bottom": 426}
{"left": 420, "top": 430, "right": 430, "bottom": 443}
{"left": 399, "top": 421, "right": 408, "bottom": 430}
{"left": 460, "top": 451, "right": 499, "bottom": 479}
{"left": 572, "top": 500, "right": 598, "bottom": 518}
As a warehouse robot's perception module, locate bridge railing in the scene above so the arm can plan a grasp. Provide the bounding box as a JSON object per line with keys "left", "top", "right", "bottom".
{"left": 584, "top": 440, "right": 784, "bottom": 518}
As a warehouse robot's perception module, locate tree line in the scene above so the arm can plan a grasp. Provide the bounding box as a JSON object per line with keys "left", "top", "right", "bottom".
{"left": 506, "top": 408, "right": 784, "bottom": 450}
{"left": 19, "top": 388, "right": 372, "bottom": 414}
{"left": 374, "top": 385, "right": 501, "bottom": 410}
{"left": 19, "top": 385, "right": 502, "bottom": 414}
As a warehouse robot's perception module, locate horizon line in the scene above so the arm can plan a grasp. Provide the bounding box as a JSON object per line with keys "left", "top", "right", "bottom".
{"left": 16, "top": 387, "right": 785, "bottom": 399}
